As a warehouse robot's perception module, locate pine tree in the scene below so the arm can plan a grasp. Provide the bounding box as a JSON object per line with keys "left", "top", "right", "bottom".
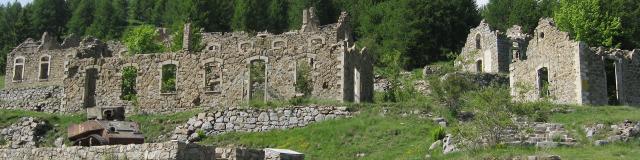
{"left": 232, "top": 0, "right": 269, "bottom": 32}
{"left": 86, "top": 0, "right": 115, "bottom": 39}
{"left": 30, "top": 0, "right": 69, "bottom": 36}
{"left": 151, "top": 0, "right": 167, "bottom": 26}
{"left": 128, "top": 0, "right": 156, "bottom": 25}
{"left": 407, "top": 0, "right": 481, "bottom": 68}
{"left": 203, "top": 0, "right": 234, "bottom": 32}
{"left": 112, "top": 0, "right": 128, "bottom": 38}
{"left": 66, "top": 0, "right": 95, "bottom": 35}
{"left": 267, "top": 0, "right": 289, "bottom": 33}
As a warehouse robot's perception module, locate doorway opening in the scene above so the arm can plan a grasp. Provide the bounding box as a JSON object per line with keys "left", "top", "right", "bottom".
{"left": 476, "top": 60, "right": 483, "bottom": 73}
{"left": 249, "top": 60, "right": 266, "bottom": 102}
{"left": 84, "top": 68, "right": 98, "bottom": 108}
{"left": 537, "top": 67, "right": 549, "bottom": 98}
{"left": 605, "top": 59, "right": 619, "bottom": 105}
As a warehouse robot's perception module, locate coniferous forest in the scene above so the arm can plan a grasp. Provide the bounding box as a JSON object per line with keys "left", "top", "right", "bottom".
{"left": 0, "top": 0, "right": 639, "bottom": 75}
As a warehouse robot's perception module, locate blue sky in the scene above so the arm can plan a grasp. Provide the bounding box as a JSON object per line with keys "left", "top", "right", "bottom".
{"left": 1, "top": 0, "right": 489, "bottom": 7}
{"left": 0, "top": 0, "right": 31, "bottom": 5}
{"left": 477, "top": 0, "right": 489, "bottom": 7}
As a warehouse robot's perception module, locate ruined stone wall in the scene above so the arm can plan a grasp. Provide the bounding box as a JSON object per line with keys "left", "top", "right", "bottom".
{"left": 172, "top": 105, "right": 353, "bottom": 141}
{"left": 63, "top": 24, "right": 368, "bottom": 113}
{"left": 457, "top": 20, "right": 510, "bottom": 73}
{"left": 581, "top": 48, "right": 640, "bottom": 105}
{"left": 341, "top": 44, "right": 374, "bottom": 103}
{"left": 0, "top": 86, "right": 63, "bottom": 112}
{"left": 619, "top": 50, "right": 640, "bottom": 105}
{"left": 4, "top": 10, "right": 373, "bottom": 113}
{"left": 579, "top": 47, "right": 609, "bottom": 105}
{"left": 510, "top": 19, "right": 582, "bottom": 104}
{"left": 0, "top": 142, "right": 216, "bottom": 160}
{"left": 4, "top": 40, "right": 68, "bottom": 89}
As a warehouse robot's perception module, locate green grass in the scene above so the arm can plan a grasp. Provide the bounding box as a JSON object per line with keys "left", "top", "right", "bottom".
{"left": 200, "top": 108, "right": 438, "bottom": 159}
{"left": 0, "top": 109, "right": 85, "bottom": 147}
{"left": 438, "top": 141, "right": 640, "bottom": 160}
{"left": 127, "top": 109, "right": 202, "bottom": 142}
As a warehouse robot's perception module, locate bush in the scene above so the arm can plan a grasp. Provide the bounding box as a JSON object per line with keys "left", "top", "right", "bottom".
{"left": 161, "top": 65, "right": 177, "bottom": 93}
{"left": 452, "top": 85, "right": 515, "bottom": 147}
{"left": 432, "top": 126, "right": 446, "bottom": 141}
{"left": 510, "top": 101, "right": 555, "bottom": 122}
{"left": 295, "top": 61, "right": 313, "bottom": 97}
{"left": 429, "top": 73, "right": 477, "bottom": 114}
{"left": 121, "top": 66, "right": 137, "bottom": 101}
{"left": 123, "top": 25, "right": 165, "bottom": 55}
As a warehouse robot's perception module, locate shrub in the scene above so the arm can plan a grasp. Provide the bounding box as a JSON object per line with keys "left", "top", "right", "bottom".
{"left": 453, "top": 85, "right": 515, "bottom": 146}
{"left": 429, "top": 73, "right": 477, "bottom": 114}
{"left": 432, "top": 126, "right": 446, "bottom": 141}
{"left": 121, "top": 66, "right": 137, "bottom": 101}
{"left": 510, "top": 101, "right": 555, "bottom": 122}
{"left": 161, "top": 65, "right": 177, "bottom": 93}
{"left": 123, "top": 25, "right": 165, "bottom": 55}
{"left": 295, "top": 61, "right": 313, "bottom": 97}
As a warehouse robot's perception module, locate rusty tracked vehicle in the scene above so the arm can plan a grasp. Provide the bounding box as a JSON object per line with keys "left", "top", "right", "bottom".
{"left": 68, "top": 106, "right": 144, "bottom": 146}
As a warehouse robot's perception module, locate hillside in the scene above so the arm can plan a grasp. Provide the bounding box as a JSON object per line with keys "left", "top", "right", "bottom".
{"left": 2, "top": 63, "right": 640, "bottom": 159}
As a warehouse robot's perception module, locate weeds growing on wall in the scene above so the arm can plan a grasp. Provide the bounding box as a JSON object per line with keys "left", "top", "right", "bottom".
{"left": 250, "top": 60, "right": 266, "bottom": 101}
{"left": 121, "top": 66, "right": 137, "bottom": 101}
{"left": 295, "top": 60, "right": 313, "bottom": 97}
{"left": 161, "top": 64, "right": 177, "bottom": 93}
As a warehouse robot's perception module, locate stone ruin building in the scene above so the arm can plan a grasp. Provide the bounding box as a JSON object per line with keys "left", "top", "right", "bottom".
{"left": 457, "top": 18, "right": 640, "bottom": 106}
{"left": 456, "top": 20, "right": 529, "bottom": 73}
{"left": 2, "top": 8, "right": 374, "bottom": 113}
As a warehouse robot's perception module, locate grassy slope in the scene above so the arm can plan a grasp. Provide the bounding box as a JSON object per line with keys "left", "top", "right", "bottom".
{"left": 200, "top": 108, "right": 436, "bottom": 159}
{"left": 437, "top": 105, "right": 640, "bottom": 159}
{"left": 128, "top": 110, "right": 201, "bottom": 142}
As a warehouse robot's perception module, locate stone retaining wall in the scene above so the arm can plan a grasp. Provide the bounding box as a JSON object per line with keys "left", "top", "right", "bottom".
{"left": 172, "top": 105, "right": 353, "bottom": 141}
{"left": 0, "top": 117, "right": 47, "bottom": 149}
{"left": 0, "top": 142, "right": 216, "bottom": 160}
{"left": 0, "top": 86, "right": 63, "bottom": 112}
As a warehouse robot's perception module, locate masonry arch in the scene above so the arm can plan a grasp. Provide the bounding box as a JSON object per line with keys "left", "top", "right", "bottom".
{"left": 12, "top": 56, "right": 26, "bottom": 82}
{"left": 38, "top": 55, "right": 51, "bottom": 80}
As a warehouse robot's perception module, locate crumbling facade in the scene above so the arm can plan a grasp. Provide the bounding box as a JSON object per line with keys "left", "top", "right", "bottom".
{"left": 3, "top": 8, "right": 374, "bottom": 113}
{"left": 510, "top": 18, "right": 640, "bottom": 106}
{"left": 460, "top": 18, "right": 640, "bottom": 106}
{"left": 456, "top": 20, "right": 528, "bottom": 73}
